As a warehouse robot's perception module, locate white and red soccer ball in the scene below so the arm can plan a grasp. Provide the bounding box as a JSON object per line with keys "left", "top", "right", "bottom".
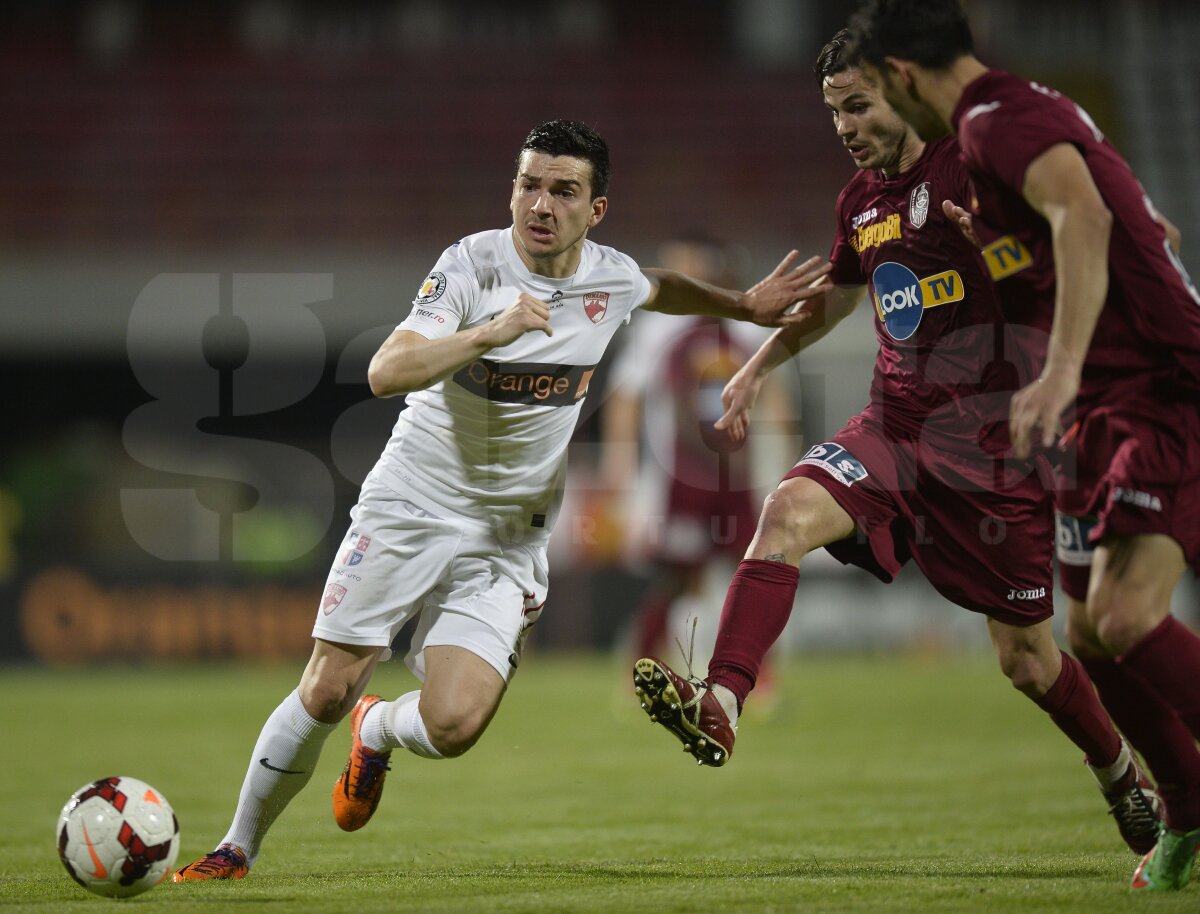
{"left": 57, "top": 776, "right": 180, "bottom": 898}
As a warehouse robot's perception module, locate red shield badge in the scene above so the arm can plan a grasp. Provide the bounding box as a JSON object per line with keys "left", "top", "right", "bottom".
{"left": 321, "top": 583, "right": 348, "bottom": 615}
{"left": 583, "top": 291, "right": 609, "bottom": 324}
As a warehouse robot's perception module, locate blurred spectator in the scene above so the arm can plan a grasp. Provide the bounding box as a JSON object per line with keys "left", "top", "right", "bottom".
{"left": 600, "top": 232, "right": 793, "bottom": 704}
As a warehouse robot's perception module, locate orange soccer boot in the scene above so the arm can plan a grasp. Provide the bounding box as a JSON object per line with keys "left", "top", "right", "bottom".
{"left": 332, "top": 694, "right": 392, "bottom": 831}
{"left": 172, "top": 844, "right": 249, "bottom": 882}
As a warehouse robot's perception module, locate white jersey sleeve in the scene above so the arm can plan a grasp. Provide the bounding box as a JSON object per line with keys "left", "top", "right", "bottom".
{"left": 396, "top": 241, "right": 482, "bottom": 340}
{"left": 623, "top": 255, "right": 654, "bottom": 321}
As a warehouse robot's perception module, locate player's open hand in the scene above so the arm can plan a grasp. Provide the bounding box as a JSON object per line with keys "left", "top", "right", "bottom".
{"left": 1009, "top": 369, "right": 1078, "bottom": 459}
{"left": 739, "top": 252, "right": 832, "bottom": 326}
{"left": 482, "top": 293, "right": 553, "bottom": 347}
{"left": 714, "top": 364, "right": 763, "bottom": 442}
{"left": 942, "top": 199, "right": 982, "bottom": 250}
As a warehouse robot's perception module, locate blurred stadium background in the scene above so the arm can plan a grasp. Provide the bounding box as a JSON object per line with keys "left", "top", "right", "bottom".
{"left": 1, "top": 0, "right": 1198, "bottom": 671}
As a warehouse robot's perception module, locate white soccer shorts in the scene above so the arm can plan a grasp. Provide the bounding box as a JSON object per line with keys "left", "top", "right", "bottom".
{"left": 311, "top": 474, "right": 548, "bottom": 683}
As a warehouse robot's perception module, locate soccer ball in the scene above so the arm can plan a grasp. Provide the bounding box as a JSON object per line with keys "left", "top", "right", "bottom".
{"left": 56, "top": 776, "right": 180, "bottom": 898}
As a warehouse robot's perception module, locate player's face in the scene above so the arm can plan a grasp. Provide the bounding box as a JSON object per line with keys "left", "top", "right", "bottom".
{"left": 822, "top": 68, "right": 915, "bottom": 175}
{"left": 866, "top": 60, "right": 947, "bottom": 143}
{"left": 510, "top": 151, "right": 607, "bottom": 277}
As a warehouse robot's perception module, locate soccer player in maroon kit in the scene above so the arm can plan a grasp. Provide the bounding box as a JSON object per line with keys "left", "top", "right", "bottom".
{"left": 633, "top": 30, "right": 1160, "bottom": 858}
{"left": 847, "top": 0, "right": 1200, "bottom": 892}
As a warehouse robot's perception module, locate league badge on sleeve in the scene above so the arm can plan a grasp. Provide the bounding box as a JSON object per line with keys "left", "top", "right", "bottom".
{"left": 415, "top": 272, "right": 447, "bottom": 304}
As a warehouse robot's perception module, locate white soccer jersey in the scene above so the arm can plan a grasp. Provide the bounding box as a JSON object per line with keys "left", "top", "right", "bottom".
{"left": 372, "top": 227, "right": 653, "bottom": 542}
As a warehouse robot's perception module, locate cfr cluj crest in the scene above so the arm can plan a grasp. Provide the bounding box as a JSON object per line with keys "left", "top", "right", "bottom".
{"left": 909, "top": 182, "right": 930, "bottom": 229}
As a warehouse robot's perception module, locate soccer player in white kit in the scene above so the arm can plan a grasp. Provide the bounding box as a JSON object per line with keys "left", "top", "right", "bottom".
{"left": 172, "top": 120, "right": 831, "bottom": 881}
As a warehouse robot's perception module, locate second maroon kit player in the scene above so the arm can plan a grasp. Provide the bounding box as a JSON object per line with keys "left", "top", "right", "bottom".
{"left": 632, "top": 31, "right": 1159, "bottom": 858}
{"left": 849, "top": 0, "right": 1200, "bottom": 892}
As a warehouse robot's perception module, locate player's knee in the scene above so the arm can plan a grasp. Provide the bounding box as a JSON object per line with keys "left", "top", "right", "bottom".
{"left": 1088, "top": 582, "right": 1165, "bottom": 656}
{"left": 1093, "top": 604, "right": 1160, "bottom": 657}
{"left": 757, "top": 487, "right": 817, "bottom": 554}
{"left": 994, "top": 645, "right": 1055, "bottom": 697}
{"left": 420, "top": 703, "right": 490, "bottom": 758}
{"left": 297, "top": 674, "right": 354, "bottom": 724}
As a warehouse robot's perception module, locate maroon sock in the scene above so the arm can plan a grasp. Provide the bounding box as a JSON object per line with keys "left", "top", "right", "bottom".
{"left": 1032, "top": 654, "right": 1123, "bottom": 768}
{"left": 1081, "top": 655, "right": 1200, "bottom": 831}
{"left": 706, "top": 559, "right": 799, "bottom": 711}
{"left": 632, "top": 590, "right": 674, "bottom": 660}
{"left": 1118, "top": 616, "right": 1200, "bottom": 739}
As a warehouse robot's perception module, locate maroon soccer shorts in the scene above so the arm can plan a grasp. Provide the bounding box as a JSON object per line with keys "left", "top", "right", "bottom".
{"left": 783, "top": 409, "right": 1054, "bottom": 626}
{"left": 1054, "top": 390, "right": 1200, "bottom": 600}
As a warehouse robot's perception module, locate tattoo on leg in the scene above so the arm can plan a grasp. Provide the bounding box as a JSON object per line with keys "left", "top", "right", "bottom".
{"left": 763, "top": 553, "right": 788, "bottom": 563}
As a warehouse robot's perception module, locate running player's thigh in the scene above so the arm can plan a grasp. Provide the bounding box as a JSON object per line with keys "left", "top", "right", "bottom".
{"left": 1089, "top": 533, "right": 1187, "bottom": 636}
{"left": 748, "top": 476, "right": 855, "bottom": 560}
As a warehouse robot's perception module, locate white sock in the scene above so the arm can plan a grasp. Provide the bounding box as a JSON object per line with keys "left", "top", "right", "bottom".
{"left": 221, "top": 690, "right": 336, "bottom": 864}
{"left": 712, "top": 683, "right": 740, "bottom": 731}
{"left": 361, "top": 690, "right": 443, "bottom": 759}
{"left": 1088, "top": 738, "right": 1133, "bottom": 792}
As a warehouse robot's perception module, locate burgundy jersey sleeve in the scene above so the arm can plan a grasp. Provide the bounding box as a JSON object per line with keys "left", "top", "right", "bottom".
{"left": 829, "top": 184, "right": 868, "bottom": 287}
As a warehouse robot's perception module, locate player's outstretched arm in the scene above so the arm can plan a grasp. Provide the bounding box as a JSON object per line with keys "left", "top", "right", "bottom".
{"left": 367, "top": 293, "right": 552, "bottom": 397}
{"left": 642, "top": 251, "right": 831, "bottom": 325}
{"left": 1009, "top": 142, "right": 1112, "bottom": 458}
{"left": 716, "top": 283, "right": 862, "bottom": 441}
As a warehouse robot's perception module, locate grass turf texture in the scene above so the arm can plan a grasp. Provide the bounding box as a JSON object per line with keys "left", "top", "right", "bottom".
{"left": 1, "top": 653, "right": 1194, "bottom": 913}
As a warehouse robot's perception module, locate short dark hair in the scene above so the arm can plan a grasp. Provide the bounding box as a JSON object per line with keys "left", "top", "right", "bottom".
{"left": 518, "top": 119, "right": 611, "bottom": 199}
{"left": 814, "top": 28, "right": 854, "bottom": 88}
{"left": 847, "top": 0, "right": 974, "bottom": 70}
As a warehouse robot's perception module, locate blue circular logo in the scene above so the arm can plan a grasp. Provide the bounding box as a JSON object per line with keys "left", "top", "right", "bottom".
{"left": 872, "top": 261, "right": 923, "bottom": 341}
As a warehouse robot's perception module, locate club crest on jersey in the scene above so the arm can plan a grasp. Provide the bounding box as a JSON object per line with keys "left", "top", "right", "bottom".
{"left": 871, "top": 261, "right": 965, "bottom": 341}
{"left": 583, "top": 291, "right": 609, "bottom": 323}
{"left": 415, "top": 272, "right": 447, "bottom": 304}
{"left": 909, "top": 182, "right": 930, "bottom": 228}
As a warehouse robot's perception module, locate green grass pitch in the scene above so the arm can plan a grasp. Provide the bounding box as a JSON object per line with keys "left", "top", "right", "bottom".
{"left": 0, "top": 652, "right": 1194, "bottom": 912}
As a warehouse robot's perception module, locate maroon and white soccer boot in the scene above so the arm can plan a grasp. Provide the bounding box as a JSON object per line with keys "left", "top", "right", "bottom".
{"left": 1087, "top": 739, "right": 1163, "bottom": 855}
{"left": 633, "top": 656, "right": 735, "bottom": 767}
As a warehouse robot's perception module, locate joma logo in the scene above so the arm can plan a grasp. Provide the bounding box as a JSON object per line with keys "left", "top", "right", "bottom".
{"left": 1007, "top": 587, "right": 1046, "bottom": 601}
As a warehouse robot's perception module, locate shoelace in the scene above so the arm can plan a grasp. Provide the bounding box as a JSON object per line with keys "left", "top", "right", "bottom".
{"left": 352, "top": 751, "right": 391, "bottom": 794}
{"left": 1110, "top": 785, "right": 1159, "bottom": 836}
{"left": 673, "top": 615, "right": 703, "bottom": 684}
{"left": 671, "top": 616, "right": 711, "bottom": 721}
{"left": 191, "top": 846, "right": 245, "bottom": 874}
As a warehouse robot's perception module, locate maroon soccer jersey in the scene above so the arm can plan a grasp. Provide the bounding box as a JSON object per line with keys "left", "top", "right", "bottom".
{"left": 829, "top": 135, "right": 1026, "bottom": 455}
{"left": 952, "top": 69, "right": 1200, "bottom": 407}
